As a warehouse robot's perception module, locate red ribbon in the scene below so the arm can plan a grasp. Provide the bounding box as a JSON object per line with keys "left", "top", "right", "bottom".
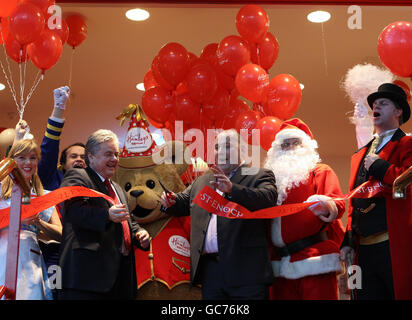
{"left": 0, "top": 179, "right": 390, "bottom": 230}
{"left": 0, "top": 186, "right": 114, "bottom": 230}
{"left": 193, "top": 180, "right": 390, "bottom": 219}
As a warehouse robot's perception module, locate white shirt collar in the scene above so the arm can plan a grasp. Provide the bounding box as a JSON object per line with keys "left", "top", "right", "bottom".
{"left": 373, "top": 128, "right": 397, "bottom": 138}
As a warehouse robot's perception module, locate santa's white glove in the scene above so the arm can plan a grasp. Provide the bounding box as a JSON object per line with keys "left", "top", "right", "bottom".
{"left": 305, "top": 194, "right": 338, "bottom": 223}
{"left": 53, "top": 86, "right": 70, "bottom": 110}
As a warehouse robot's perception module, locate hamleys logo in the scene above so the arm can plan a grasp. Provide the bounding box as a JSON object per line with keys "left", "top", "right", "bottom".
{"left": 168, "top": 235, "right": 190, "bottom": 257}
{"left": 125, "top": 127, "right": 152, "bottom": 153}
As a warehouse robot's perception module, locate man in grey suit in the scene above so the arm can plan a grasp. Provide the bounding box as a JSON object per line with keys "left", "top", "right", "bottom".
{"left": 58, "top": 129, "right": 150, "bottom": 299}
{"left": 161, "top": 129, "right": 277, "bottom": 299}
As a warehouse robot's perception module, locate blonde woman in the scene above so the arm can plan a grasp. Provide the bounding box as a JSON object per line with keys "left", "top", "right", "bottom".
{"left": 0, "top": 139, "right": 62, "bottom": 300}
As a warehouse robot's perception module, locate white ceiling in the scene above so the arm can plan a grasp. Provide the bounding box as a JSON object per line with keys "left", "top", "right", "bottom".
{"left": 1, "top": 2, "right": 411, "bottom": 189}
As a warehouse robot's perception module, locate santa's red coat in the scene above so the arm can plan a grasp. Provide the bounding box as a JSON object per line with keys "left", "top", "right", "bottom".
{"left": 270, "top": 163, "right": 345, "bottom": 280}
{"left": 347, "top": 131, "right": 412, "bottom": 299}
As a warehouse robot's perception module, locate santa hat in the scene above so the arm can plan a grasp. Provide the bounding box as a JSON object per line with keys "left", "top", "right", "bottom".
{"left": 274, "top": 118, "right": 318, "bottom": 148}
{"left": 117, "top": 104, "right": 164, "bottom": 169}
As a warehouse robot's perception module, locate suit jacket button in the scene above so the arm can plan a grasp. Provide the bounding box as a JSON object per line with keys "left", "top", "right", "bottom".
{"left": 148, "top": 253, "right": 154, "bottom": 260}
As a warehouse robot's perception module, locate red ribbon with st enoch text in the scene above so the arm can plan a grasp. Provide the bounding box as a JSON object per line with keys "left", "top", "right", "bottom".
{"left": 0, "top": 186, "right": 115, "bottom": 230}
{"left": 193, "top": 180, "right": 390, "bottom": 220}
{"left": 0, "top": 180, "right": 390, "bottom": 230}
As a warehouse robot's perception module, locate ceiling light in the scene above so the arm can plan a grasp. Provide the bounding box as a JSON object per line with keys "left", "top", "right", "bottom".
{"left": 126, "top": 8, "right": 150, "bottom": 21}
{"left": 136, "top": 83, "right": 145, "bottom": 91}
{"left": 300, "top": 83, "right": 305, "bottom": 90}
{"left": 307, "top": 11, "right": 331, "bottom": 23}
{"left": 0, "top": 83, "right": 5, "bottom": 91}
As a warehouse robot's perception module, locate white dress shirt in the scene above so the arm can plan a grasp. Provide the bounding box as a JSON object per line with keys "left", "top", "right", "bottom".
{"left": 374, "top": 128, "right": 397, "bottom": 153}
{"left": 202, "top": 163, "right": 244, "bottom": 254}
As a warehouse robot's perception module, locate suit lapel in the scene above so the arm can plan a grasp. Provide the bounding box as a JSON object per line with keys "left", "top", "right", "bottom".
{"left": 349, "top": 142, "right": 370, "bottom": 189}
{"left": 86, "top": 167, "right": 108, "bottom": 194}
{"left": 230, "top": 164, "right": 248, "bottom": 185}
{"left": 112, "top": 182, "right": 127, "bottom": 206}
{"left": 378, "top": 128, "right": 405, "bottom": 161}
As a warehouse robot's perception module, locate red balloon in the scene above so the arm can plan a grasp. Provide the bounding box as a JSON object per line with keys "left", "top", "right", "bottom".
{"left": 27, "top": 29, "right": 62, "bottom": 71}
{"left": 217, "top": 35, "right": 250, "bottom": 76}
{"left": 378, "top": 21, "right": 412, "bottom": 77}
{"left": 47, "top": 16, "right": 68, "bottom": 45}
{"left": 143, "top": 69, "right": 158, "bottom": 90}
{"left": 9, "top": 2, "right": 44, "bottom": 45}
{"left": 5, "top": 35, "right": 28, "bottom": 63}
{"left": 393, "top": 80, "right": 411, "bottom": 102}
{"left": 256, "top": 116, "right": 283, "bottom": 151}
{"left": 146, "top": 116, "right": 164, "bottom": 129}
{"left": 151, "top": 55, "right": 173, "bottom": 91}
{"left": 218, "top": 97, "right": 249, "bottom": 129}
{"left": 263, "top": 74, "right": 302, "bottom": 120}
{"left": 0, "top": 0, "right": 18, "bottom": 18}
{"left": 202, "top": 86, "right": 230, "bottom": 122}
{"left": 175, "top": 93, "right": 201, "bottom": 126}
{"left": 157, "top": 42, "right": 190, "bottom": 87}
{"left": 200, "top": 43, "right": 219, "bottom": 66}
{"left": 236, "top": 5, "right": 269, "bottom": 44}
{"left": 199, "top": 42, "right": 235, "bottom": 91}
{"left": 187, "top": 52, "right": 199, "bottom": 68}
{"left": 164, "top": 113, "right": 177, "bottom": 140}
{"left": 175, "top": 81, "right": 188, "bottom": 95}
{"left": 216, "top": 67, "right": 235, "bottom": 91}
{"left": 248, "top": 41, "right": 259, "bottom": 64}
{"left": 66, "top": 14, "right": 87, "bottom": 48}
{"left": 0, "top": 17, "right": 9, "bottom": 45}
{"left": 235, "top": 63, "right": 269, "bottom": 103}
{"left": 257, "top": 32, "right": 279, "bottom": 70}
{"left": 235, "top": 109, "right": 261, "bottom": 144}
{"left": 186, "top": 62, "right": 218, "bottom": 104}
{"left": 23, "top": 0, "right": 55, "bottom": 13}
{"left": 142, "top": 86, "right": 174, "bottom": 124}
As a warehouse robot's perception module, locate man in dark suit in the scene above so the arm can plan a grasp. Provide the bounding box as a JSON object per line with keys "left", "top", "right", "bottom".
{"left": 58, "top": 129, "right": 150, "bottom": 300}
{"left": 340, "top": 83, "right": 412, "bottom": 299}
{"left": 161, "top": 129, "right": 277, "bottom": 300}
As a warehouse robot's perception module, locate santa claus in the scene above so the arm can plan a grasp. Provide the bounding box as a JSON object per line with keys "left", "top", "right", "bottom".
{"left": 264, "top": 118, "right": 345, "bottom": 300}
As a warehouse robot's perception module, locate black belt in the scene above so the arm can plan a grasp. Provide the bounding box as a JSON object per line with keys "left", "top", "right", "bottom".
{"left": 275, "top": 231, "right": 328, "bottom": 257}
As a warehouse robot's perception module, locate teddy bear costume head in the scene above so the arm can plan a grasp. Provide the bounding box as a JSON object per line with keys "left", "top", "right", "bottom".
{"left": 113, "top": 104, "right": 188, "bottom": 226}
{"left": 113, "top": 104, "right": 201, "bottom": 300}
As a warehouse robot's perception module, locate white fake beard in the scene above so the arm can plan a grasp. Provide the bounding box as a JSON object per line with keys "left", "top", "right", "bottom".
{"left": 264, "top": 144, "right": 320, "bottom": 205}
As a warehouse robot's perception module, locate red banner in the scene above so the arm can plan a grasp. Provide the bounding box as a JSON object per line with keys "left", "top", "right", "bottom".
{"left": 0, "top": 186, "right": 114, "bottom": 230}
{"left": 193, "top": 180, "right": 390, "bottom": 219}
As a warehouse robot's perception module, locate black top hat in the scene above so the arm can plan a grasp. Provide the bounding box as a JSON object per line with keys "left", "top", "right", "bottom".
{"left": 367, "top": 83, "right": 411, "bottom": 124}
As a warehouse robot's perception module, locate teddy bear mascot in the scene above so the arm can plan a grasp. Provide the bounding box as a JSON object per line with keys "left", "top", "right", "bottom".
{"left": 113, "top": 104, "right": 201, "bottom": 300}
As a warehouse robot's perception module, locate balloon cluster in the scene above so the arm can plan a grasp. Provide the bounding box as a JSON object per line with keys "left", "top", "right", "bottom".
{"left": 142, "top": 4, "right": 302, "bottom": 152}
{"left": 0, "top": 0, "right": 87, "bottom": 72}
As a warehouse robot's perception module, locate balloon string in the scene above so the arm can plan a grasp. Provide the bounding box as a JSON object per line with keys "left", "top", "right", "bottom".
{"left": 67, "top": 48, "right": 75, "bottom": 101}
{"left": 22, "top": 70, "right": 42, "bottom": 112}
{"left": 0, "top": 27, "right": 19, "bottom": 112}
{"left": 19, "top": 50, "right": 24, "bottom": 117}
{"left": 21, "top": 49, "right": 29, "bottom": 112}
{"left": 321, "top": 22, "right": 328, "bottom": 76}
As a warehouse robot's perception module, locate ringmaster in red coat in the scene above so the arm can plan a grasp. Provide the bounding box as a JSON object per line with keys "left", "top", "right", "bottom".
{"left": 264, "top": 118, "right": 345, "bottom": 300}
{"left": 340, "top": 83, "right": 412, "bottom": 300}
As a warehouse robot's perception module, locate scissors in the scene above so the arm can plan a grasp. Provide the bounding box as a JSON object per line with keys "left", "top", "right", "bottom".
{"left": 158, "top": 179, "right": 176, "bottom": 205}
